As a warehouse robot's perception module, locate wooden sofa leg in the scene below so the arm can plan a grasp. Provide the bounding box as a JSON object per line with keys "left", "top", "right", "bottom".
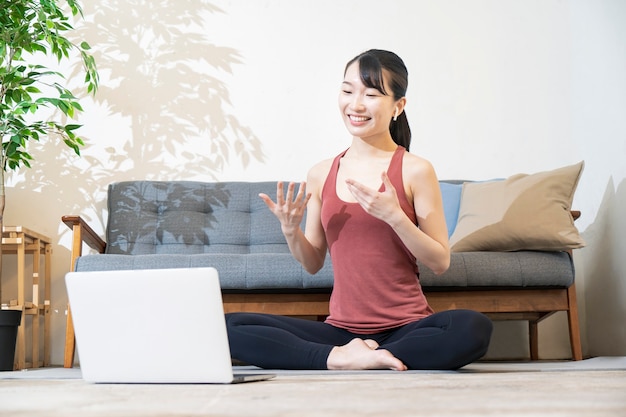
{"left": 63, "top": 305, "right": 76, "bottom": 368}
{"left": 567, "top": 284, "right": 583, "bottom": 361}
{"left": 529, "top": 321, "right": 539, "bottom": 360}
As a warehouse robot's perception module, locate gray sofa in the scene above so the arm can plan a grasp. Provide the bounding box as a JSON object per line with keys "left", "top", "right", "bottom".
{"left": 62, "top": 180, "right": 583, "bottom": 367}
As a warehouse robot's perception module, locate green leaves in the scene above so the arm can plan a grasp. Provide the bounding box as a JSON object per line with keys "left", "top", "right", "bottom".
{"left": 0, "top": 0, "right": 98, "bottom": 173}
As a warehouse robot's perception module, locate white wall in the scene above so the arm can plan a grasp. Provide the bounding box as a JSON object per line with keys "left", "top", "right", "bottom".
{"left": 3, "top": 0, "right": 625, "bottom": 365}
{"left": 568, "top": 0, "right": 626, "bottom": 356}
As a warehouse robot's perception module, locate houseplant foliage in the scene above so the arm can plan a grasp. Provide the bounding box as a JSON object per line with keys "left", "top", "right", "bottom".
{"left": 0, "top": 0, "right": 98, "bottom": 298}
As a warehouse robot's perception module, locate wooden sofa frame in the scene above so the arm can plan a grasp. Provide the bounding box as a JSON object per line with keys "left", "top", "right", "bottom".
{"left": 62, "top": 213, "right": 584, "bottom": 368}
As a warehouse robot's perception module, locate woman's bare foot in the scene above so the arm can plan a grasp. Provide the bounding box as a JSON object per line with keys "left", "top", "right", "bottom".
{"left": 327, "top": 338, "right": 407, "bottom": 371}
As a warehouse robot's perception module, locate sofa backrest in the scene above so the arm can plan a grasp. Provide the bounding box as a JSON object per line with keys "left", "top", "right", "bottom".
{"left": 105, "top": 180, "right": 466, "bottom": 255}
{"left": 105, "top": 181, "right": 294, "bottom": 255}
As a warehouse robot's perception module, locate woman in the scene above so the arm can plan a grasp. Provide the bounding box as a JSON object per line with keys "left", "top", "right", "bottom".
{"left": 226, "top": 49, "right": 492, "bottom": 371}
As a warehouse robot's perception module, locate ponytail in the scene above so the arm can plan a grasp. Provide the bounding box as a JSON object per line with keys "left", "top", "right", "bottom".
{"left": 390, "top": 111, "right": 411, "bottom": 151}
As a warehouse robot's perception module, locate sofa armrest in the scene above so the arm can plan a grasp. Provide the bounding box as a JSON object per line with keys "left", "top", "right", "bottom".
{"left": 62, "top": 215, "right": 106, "bottom": 271}
{"left": 62, "top": 215, "right": 107, "bottom": 369}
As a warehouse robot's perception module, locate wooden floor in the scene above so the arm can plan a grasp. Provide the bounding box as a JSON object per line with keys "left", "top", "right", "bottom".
{"left": 2, "top": 358, "right": 625, "bottom": 416}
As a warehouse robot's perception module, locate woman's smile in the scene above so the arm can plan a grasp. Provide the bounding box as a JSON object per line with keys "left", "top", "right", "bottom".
{"left": 348, "top": 114, "right": 372, "bottom": 125}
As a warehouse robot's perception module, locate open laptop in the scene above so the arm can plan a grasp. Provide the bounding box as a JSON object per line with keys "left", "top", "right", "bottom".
{"left": 65, "top": 267, "right": 275, "bottom": 384}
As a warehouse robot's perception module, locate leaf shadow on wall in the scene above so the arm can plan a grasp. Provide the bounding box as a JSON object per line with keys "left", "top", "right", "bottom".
{"left": 9, "top": 0, "right": 264, "bottom": 229}
{"left": 579, "top": 177, "right": 626, "bottom": 355}
{"left": 82, "top": 0, "right": 265, "bottom": 176}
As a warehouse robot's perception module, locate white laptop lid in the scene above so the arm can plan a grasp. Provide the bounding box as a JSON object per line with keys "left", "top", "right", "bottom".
{"left": 66, "top": 267, "right": 244, "bottom": 383}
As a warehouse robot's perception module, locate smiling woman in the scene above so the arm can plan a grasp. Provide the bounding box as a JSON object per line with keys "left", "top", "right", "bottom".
{"left": 339, "top": 50, "right": 410, "bottom": 151}
{"left": 226, "top": 49, "right": 493, "bottom": 371}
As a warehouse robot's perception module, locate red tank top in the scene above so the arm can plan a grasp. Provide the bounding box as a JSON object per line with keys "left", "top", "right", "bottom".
{"left": 321, "top": 146, "right": 433, "bottom": 334}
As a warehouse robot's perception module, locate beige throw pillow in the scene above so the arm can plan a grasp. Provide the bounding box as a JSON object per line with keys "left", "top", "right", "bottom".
{"left": 449, "top": 161, "right": 586, "bottom": 252}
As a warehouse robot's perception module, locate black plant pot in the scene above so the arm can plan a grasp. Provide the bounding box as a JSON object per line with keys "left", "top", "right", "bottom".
{"left": 0, "top": 310, "right": 22, "bottom": 371}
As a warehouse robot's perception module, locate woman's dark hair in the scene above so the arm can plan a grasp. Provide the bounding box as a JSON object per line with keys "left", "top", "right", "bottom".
{"left": 345, "top": 49, "right": 411, "bottom": 150}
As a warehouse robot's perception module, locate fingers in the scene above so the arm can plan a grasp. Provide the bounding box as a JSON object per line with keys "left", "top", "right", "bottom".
{"left": 285, "top": 182, "right": 296, "bottom": 206}
{"left": 380, "top": 171, "right": 391, "bottom": 187}
{"left": 345, "top": 178, "right": 366, "bottom": 194}
{"left": 276, "top": 182, "right": 285, "bottom": 206}
{"left": 345, "top": 179, "right": 373, "bottom": 204}
{"left": 286, "top": 181, "right": 309, "bottom": 206}
{"left": 262, "top": 182, "right": 309, "bottom": 210}
{"left": 380, "top": 171, "right": 397, "bottom": 195}
{"left": 294, "top": 181, "right": 308, "bottom": 204}
{"left": 345, "top": 173, "right": 400, "bottom": 221}
{"left": 258, "top": 193, "right": 275, "bottom": 210}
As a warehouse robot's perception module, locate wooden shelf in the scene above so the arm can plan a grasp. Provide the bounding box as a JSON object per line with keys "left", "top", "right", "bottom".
{"left": 1, "top": 226, "right": 51, "bottom": 370}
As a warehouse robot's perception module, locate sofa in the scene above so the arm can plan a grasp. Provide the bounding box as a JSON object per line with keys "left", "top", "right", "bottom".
{"left": 62, "top": 161, "right": 586, "bottom": 367}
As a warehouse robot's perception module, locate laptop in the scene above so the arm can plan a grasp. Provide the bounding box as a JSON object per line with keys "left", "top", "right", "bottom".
{"left": 65, "top": 267, "right": 275, "bottom": 384}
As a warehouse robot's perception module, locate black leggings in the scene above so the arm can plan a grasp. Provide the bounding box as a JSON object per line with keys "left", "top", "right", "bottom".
{"left": 226, "top": 310, "right": 493, "bottom": 370}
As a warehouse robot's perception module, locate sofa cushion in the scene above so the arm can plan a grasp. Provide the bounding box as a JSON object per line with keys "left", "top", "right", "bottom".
{"left": 418, "top": 250, "right": 574, "bottom": 288}
{"left": 75, "top": 250, "right": 574, "bottom": 290}
{"left": 75, "top": 253, "right": 335, "bottom": 290}
{"left": 449, "top": 161, "right": 585, "bottom": 252}
{"left": 105, "top": 181, "right": 295, "bottom": 255}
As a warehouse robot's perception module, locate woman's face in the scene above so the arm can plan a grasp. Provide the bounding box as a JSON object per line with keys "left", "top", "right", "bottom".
{"left": 338, "top": 62, "right": 400, "bottom": 142}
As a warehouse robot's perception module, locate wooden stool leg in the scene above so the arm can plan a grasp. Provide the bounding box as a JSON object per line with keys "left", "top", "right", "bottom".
{"left": 16, "top": 232, "right": 26, "bottom": 369}
{"left": 44, "top": 243, "right": 52, "bottom": 367}
{"left": 32, "top": 238, "right": 41, "bottom": 368}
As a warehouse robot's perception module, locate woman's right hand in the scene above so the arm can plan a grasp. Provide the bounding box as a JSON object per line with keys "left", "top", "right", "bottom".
{"left": 259, "top": 181, "right": 311, "bottom": 236}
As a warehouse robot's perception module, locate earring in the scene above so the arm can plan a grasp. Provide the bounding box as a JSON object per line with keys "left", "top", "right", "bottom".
{"left": 393, "top": 109, "right": 398, "bottom": 122}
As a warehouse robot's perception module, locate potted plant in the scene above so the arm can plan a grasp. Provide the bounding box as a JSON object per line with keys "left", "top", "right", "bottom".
{"left": 0, "top": 0, "right": 98, "bottom": 369}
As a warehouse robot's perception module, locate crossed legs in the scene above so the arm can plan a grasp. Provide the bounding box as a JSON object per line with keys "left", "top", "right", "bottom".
{"left": 225, "top": 309, "right": 492, "bottom": 371}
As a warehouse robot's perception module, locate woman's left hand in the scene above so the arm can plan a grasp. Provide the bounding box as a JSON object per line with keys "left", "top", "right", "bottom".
{"left": 345, "top": 171, "right": 403, "bottom": 224}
